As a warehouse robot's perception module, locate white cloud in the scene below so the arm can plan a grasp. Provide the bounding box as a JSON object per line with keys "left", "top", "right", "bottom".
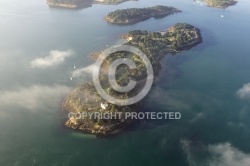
{"left": 181, "top": 139, "right": 209, "bottom": 166}
{"left": 208, "top": 143, "right": 250, "bottom": 166}
{"left": 72, "top": 63, "right": 99, "bottom": 78}
{"left": 181, "top": 140, "right": 250, "bottom": 166}
{"left": 0, "top": 85, "right": 72, "bottom": 111}
{"left": 31, "top": 50, "right": 73, "bottom": 69}
{"left": 237, "top": 83, "right": 250, "bottom": 100}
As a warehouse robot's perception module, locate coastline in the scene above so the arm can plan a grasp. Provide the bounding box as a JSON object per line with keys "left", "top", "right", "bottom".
{"left": 105, "top": 6, "right": 182, "bottom": 25}
{"left": 47, "top": 0, "right": 138, "bottom": 9}
{"left": 93, "top": 0, "right": 138, "bottom": 5}
{"left": 205, "top": 0, "right": 238, "bottom": 8}
{"left": 47, "top": 2, "right": 92, "bottom": 9}
{"left": 63, "top": 23, "right": 202, "bottom": 137}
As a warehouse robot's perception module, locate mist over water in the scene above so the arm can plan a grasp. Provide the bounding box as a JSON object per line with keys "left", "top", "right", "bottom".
{"left": 1, "top": 0, "right": 250, "bottom": 165}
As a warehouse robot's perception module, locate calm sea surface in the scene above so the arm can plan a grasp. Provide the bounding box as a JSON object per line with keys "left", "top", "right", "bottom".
{"left": 0, "top": 0, "right": 250, "bottom": 165}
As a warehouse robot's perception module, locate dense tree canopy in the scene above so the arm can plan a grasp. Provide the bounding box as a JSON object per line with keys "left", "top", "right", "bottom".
{"left": 105, "top": 5, "right": 181, "bottom": 25}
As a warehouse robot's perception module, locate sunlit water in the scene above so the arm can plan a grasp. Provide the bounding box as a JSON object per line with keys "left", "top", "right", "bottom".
{"left": 0, "top": 0, "right": 250, "bottom": 165}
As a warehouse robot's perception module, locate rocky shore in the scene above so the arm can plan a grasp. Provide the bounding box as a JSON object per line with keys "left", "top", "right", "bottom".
{"left": 206, "top": 0, "right": 237, "bottom": 8}
{"left": 46, "top": 0, "right": 136, "bottom": 9}
{"left": 194, "top": 0, "right": 238, "bottom": 8}
{"left": 63, "top": 23, "right": 202, "bottom": 137}
{"left": 46, "top": 0, "right": 93, "bottom": 9}
{"left": 105, "top": 6, "right": 181, "bottom": 25}
{"left": 93, "top": 0, "right": 137, "bottom": 5}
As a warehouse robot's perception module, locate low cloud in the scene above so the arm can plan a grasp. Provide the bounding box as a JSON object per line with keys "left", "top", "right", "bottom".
{"left": 237, "top": 83, "right": 250, "bottom": 100}
{"left": 0, "top": 85, "right": 72, "bottom": 111}
{"left": 31, "top": 50, "right": 73, "bottom": 69}
{"left": 181, "top": 139, "right": 210, "bottom": 166}
{"left": 208, "top": 143, "right": 250, "bottom": 166}
{"left": 181, "top": 140, "right": 250, "bottom": 166}
{"left": 72, "top": 64, "right": 99, "bottom": 78}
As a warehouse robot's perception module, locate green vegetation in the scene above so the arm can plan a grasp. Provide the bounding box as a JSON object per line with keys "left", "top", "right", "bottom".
{"left": 94, "top": 0, "right": 136, "bottom": 5}
{"left": 63, "top": 23, "right": 202, "bottom": 136}
{"left": 105, "top": 5, "right": 181, "bottom": 25}
{"left": 46, "top": 0, "right": 134, "bottom": 8}
{"left": 195, "top": 0, "right": 238, "bottom": 8}
{"left": 47, "top": 0, "right": 92, "bottom": 8}
{"left": 125, "top": 23, "right": 202, "bottom": 55}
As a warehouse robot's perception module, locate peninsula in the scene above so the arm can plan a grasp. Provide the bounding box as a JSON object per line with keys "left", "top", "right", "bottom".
{"left": 63, "top": 23, "right": 202, "bottom": 137}
{"left": 105, "top": 5, "right": 181, "bottom": 25}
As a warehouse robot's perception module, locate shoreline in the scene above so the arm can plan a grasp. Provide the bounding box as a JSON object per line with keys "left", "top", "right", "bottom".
{"left": 105, "top": 6, "right": 182, "bottom": 25}
{"left": 47, "top": 2, "right": 92, "bottom": 9}
{"left": 47, "top": 0, "right": 138, "bottom": 9}
{"left": 63, "top": 23, "right": 203, "bottom": 137}
{"left": 205, "top": 0, "right": 238, "bottom": 8}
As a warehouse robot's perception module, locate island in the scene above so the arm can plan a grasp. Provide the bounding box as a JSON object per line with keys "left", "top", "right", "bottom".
{"left": 63, "top": 23, "right": 202, "bottom": 137}
{"left": 105, "top": 6, "right": 182, "bottom": 25}
{"left": 93, "top": 0, "right": 137, "bottom": 5}
{"left": 46, "top": 0, "right": 136, "bottom": 9}
{"left": 46, "top": 0, "right": 92, "bottom": 9}
{"left": 194, "top": 0, "right": 238, "bottom": 8}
